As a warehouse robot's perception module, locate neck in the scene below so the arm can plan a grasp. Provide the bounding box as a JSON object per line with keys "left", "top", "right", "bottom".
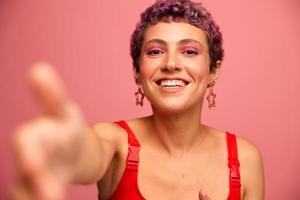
{"left": 149, "top": 103, "right": 205, "bottom": 156}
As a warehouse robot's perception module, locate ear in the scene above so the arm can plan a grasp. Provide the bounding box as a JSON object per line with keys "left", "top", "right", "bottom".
{"left": 208, "top": 60, "right": 222, "bottom": 83}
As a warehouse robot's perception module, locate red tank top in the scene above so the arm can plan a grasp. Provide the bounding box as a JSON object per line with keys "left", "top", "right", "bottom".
{"left": 98, "top": 120, "right": 241, "bottom": 200}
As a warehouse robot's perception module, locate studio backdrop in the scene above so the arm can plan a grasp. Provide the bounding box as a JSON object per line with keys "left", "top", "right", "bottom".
{"left": 0, "top": 0, "right": 299, "bottom": 199}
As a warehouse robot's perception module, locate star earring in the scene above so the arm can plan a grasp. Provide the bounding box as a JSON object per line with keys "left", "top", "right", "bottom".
{"left": 207, "top": 80, "right": 216, "bottom": 108}
{"left": 135, "top": 84, "right": 145, "bottom": 106}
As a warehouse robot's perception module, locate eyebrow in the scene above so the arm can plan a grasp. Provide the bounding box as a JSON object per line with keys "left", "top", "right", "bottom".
{"left": 143, "top": 38, "right": 203, "bottom": 47}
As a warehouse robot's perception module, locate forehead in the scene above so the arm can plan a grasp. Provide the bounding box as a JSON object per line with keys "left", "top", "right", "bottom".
{"left": 143, "top": 22, "right": 208, "bottom": 48}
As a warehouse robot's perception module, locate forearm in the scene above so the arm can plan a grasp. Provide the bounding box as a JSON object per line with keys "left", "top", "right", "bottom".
{"left": 71, "top": 126, "right": 116, "bottom": 184}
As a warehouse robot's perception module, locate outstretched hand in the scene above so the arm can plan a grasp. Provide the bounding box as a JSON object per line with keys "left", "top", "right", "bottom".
{"left": 11, "top": 63, "right": 86, "bottom": 200}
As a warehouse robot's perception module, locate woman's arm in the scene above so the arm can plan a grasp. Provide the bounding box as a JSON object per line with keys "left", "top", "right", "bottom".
{"left": 72, "top": 122, "right": 122, "bottom": 184}
{"left": 11, "top": 63, "right": 120, "bottom": 199}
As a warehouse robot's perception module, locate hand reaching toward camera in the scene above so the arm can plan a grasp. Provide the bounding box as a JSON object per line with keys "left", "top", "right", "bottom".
{"left": 11, "top": 63, "right": 88, "bottom": 200}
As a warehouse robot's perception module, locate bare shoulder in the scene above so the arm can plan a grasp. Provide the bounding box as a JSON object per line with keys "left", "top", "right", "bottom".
{"left": 236, "top": 135, "right": 264, "bottom": 168}
{"left": 89, "top": 121, "right": 128, "bottom": 148}
{"left": 236, "top": 135, "right": 265, "bottom": 199}
{"left": 203, "top": 126, "right": 263, "bottom": 164}
{"left": 200, "top": 127, "right": 264, "bottom": 199}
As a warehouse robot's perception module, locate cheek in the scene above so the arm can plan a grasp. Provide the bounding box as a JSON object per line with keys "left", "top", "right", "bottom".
{"left": 139, "top": 62, "right": 152, "bottom": 81}
{"left": 139, "top": 56, "right": 161, "bottom": 80}
{"left": 186, "top": 58, "right": 210, "bottom": 81}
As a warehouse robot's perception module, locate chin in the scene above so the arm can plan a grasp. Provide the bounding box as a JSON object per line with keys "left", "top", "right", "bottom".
{"left": 151, "top": 98, "right": 198, "bottom": 115}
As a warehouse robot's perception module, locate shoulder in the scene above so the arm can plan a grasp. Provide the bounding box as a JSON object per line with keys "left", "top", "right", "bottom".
{"left": 203, "top": 127, "right": 263, "bottom": 163}
{"left": 90, "top": 121, "right": 128, "bottom": 148}
{"left": 235, "top": 135, "right": 265, "bottom": 199}
{"left": 235, "top": 135, "right": 264, "bottom": 168}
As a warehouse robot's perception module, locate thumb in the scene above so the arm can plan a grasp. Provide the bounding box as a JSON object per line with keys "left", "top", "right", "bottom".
{"left": 199, "top": 189, "right": 210, "bottom": 200}
{"left": 28, "top": 62, "right": 71, "bottom": 117}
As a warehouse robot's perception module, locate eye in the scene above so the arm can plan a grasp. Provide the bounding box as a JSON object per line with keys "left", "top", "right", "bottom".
{"left": 146, "top": 49, "right": 164, "bottom": 56}
{"left": 182, "top": 49, "right": 199, "bottom": 56}
{"left": 181, "top": 46, "right": 199, "bottom": 56}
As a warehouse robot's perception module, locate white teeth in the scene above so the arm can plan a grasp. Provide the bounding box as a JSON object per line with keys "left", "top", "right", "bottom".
{"left": 159, "top": 80, "right": 185, "bottom": 88}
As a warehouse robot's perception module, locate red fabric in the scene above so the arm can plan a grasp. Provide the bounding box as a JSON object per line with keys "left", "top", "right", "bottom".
{"left": 99, "top": 120, "right": 145, "bottom": 200}
{"left": 226, "top": 132, "right": 241, "bottom": 200}
{"left": 99, "top": 121, "right": 241, "bottom": 200}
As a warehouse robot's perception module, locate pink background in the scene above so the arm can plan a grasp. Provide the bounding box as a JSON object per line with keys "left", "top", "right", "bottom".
{"left": 1, "top": 0, "right": 299, "bottom": 199}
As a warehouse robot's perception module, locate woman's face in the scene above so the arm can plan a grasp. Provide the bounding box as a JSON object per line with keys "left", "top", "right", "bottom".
{"left": 137, "top": 21, "right": 220, "bottom": 113}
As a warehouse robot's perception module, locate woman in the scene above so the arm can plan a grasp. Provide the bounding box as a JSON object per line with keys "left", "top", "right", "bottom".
{"left": 12, "top": 0, "right": 264, "bottom": 199}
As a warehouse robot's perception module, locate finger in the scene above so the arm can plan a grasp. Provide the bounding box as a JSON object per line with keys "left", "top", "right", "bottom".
{"left": 28, "top": 62, "right": 70, "bottom": 117}
{"left": 199, "top": 190, "right": 211, "bottom": 200}
{"left": 10, "top": 176, "right": 65, "bottom": 200}
{"left": 12, "top": 124, "right": 46, "bottom": 180}
{"left": 12, "top": 117, "right": 74, "bottom": 178}
{"left": 34, "top": 173, "right": 66, "bottom": 200}
{"left": 12, "top": 125, "right": 66, "bottom": 200}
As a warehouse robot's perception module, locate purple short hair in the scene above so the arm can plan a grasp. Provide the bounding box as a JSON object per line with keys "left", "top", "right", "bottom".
{"left": 130, "top": 0, "right": 224, "bottom": 73}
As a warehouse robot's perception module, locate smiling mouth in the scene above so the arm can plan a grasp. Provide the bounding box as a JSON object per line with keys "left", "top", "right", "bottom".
{"left": 156, "top": 79, "right": 189, "bottom": 88}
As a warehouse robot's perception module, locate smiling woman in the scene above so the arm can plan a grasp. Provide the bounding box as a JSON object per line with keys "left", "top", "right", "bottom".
{"left": 138, "top": 22, "right": 214, "bottom": 113}
{"left": 11, "top": 0, "right": 264, "bottom": 200}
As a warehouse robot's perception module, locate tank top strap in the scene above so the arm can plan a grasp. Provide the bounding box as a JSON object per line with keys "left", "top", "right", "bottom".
{"left": 115, "top": 120, "right": 140, "bottom": 170}
{"left": 226, "top": 132, "right": 241, "bottom": 200}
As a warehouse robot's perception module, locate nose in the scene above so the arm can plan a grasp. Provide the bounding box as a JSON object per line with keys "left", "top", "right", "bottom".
{"left": 161, "top": 52, "right": 182, "bottom": 72}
